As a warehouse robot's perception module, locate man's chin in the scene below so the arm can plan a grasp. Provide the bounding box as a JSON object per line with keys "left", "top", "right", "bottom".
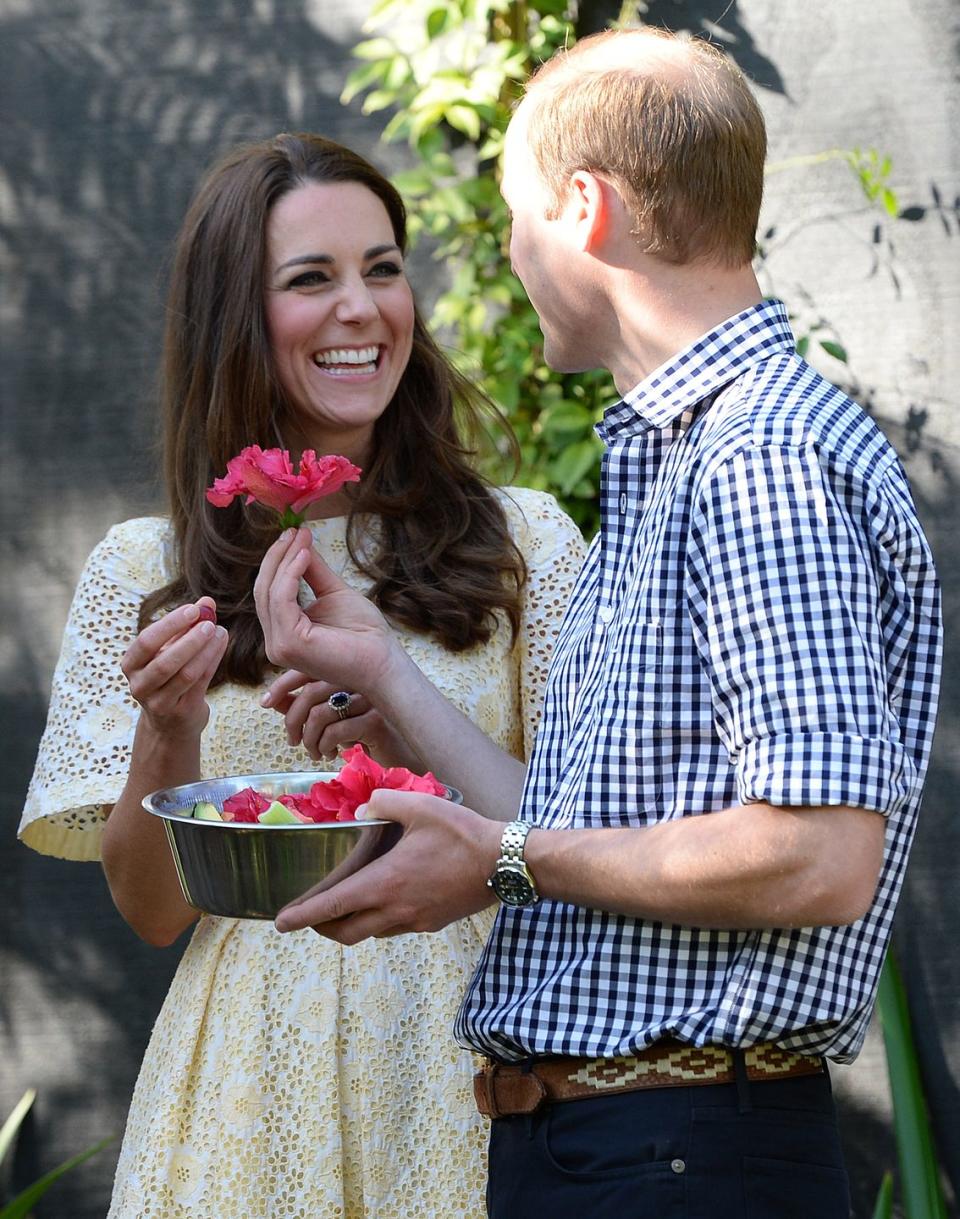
{"left": 541, "top": 339, "right": 594, "bottom": 375}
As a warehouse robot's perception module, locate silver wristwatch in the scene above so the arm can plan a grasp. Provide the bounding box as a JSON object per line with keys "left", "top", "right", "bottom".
{"left": 487, "top": 820, "right": 539, "bottom": 908}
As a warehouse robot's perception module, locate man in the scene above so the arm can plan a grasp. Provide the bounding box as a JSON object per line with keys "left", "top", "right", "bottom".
{"left": 255, "top": 27, "right": 941, "bottom": 1218}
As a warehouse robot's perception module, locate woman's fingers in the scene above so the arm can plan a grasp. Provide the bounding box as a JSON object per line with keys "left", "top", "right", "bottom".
{"left": 300, "top": 696, "right": 372, "bottom": 758}
{"left": 299, "top": 545, "right": 350, "bottom": 600}
{"left": 254, "top": 528, "right": 311, "bottom": 610}
{"left": 122, "top": 603, "right": 202, "bottom": 676}
{"left": 283, "top": 682, "right": 341, "bottom": 742}
{"left": 261, "top": 668, "right": 312, "bottom": 710}
{"left": 253, "top": 528, "right": 303, "bottom": 602}
{"left": 126, "top": 619, "right": 226, "bottom": 708}
{"left": 255, "top": 542, "right": 318, "bottom": 666}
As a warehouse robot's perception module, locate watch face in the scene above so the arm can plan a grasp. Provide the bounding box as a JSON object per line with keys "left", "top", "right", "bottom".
{"left": 491, "top": 862, "right": 537, "bottom": 907}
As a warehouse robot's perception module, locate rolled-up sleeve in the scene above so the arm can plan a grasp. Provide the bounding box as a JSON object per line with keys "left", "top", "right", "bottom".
{"left": 685, "top": 443, "right": 915, "bottom": 816}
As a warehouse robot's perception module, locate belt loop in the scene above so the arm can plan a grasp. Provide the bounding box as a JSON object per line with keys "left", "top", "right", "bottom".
{"left": 521, "top": 1059, "right": 536, "bottom": 1139}
{"left": 482, "top": 1064, "right": 502, "bottom": 1120}
{"left": 733, "top": 1048, "right": 752, "bottom": 1114}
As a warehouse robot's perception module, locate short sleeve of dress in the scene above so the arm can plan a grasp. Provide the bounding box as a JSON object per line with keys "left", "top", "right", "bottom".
{"left": 498, "top": 488, "right": 587, "bottom": 757}
{"left": 18, "top": 517, "right": 172, "bottom": 861}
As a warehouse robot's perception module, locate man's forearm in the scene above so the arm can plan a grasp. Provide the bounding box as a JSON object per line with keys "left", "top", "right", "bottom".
{"left": 524, "top": 801, "right": 886, "bottom": 929}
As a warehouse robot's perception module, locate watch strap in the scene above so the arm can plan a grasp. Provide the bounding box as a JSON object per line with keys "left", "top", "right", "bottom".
{"left": 498, "top": 820, "right": 532, "bottom": 864}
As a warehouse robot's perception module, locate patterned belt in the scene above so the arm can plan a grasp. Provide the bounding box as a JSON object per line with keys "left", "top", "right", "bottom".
{"left": 473, "top": 1040, "right": 825, "bottom": 1118}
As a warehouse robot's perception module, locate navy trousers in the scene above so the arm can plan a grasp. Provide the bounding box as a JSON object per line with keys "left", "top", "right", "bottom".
{"left": 486, "top": 1066, "right": 851, "bottom": 1219}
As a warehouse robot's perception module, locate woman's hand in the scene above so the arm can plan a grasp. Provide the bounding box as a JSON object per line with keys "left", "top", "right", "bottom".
{"left": 120, "top": 597, "right": 228, "bottom": 741}
{"left": 260, "top": 671, "right": 426, "bottom": 769}
{"left": 104, "top": 595, "right": 226, "bottom": 947}
{"left": 254, "top": 527, "right": 400, "bottom": 695}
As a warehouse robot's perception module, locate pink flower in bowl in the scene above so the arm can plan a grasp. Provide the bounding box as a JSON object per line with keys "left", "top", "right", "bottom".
{"left": 284, "top": 744, "right": 448, "bottom": 823}
{"left": 206, "top": 446, "right": 361, "bottom": 528}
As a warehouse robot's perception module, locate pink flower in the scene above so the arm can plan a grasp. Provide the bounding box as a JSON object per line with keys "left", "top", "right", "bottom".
{"left": 205, "top": 446, "right": 361, "bottom": 527}
{"left": 277, "top": 792, "right": 337, "bottom": 824}
{"left": 295, "top": 744, "right": 447, "bottom": 823}
{"left": 217, "top": 748, "right": 447, "bottom": 825}
{"left": 221, "top": 787, "right": 270, "bottom": 823}
{"left": 272, "top": 795, "right": 314, "bottom": 823}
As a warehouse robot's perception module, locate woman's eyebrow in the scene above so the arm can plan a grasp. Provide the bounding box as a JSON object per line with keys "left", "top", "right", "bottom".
{"left": 276, "top": 243, "right": 401, "bottom": 272}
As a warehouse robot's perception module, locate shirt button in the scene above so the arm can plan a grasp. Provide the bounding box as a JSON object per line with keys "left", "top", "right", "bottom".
{"left": 619, "top": 492, "right": 628, "bottom": 513}
{"left": 670, "top": 1159, "right": 686, "bottom": 1174}
{"left": 598, "top": 606, "right": 615, "bottom": 623}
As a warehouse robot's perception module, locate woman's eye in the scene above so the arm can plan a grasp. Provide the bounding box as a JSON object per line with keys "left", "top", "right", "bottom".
{"left": 368, "top": 262, "right": 403, "bottom": 279}
{"left": 288, "top": 270, "right": 329, "bottom": 288}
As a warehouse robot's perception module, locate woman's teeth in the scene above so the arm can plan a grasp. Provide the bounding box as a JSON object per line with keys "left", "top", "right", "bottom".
{"left": 314, "top": 345, "right": 379, "bottom": 374}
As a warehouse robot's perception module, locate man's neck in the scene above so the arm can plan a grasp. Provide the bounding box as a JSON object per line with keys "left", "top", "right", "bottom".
{"left": 601, "top": 261, "right": 763, "bottom": 396}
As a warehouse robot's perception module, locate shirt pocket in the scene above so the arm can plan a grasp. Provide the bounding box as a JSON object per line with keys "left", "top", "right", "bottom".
{"left": 586, "top": 619, "right": 665, "bottom": 821}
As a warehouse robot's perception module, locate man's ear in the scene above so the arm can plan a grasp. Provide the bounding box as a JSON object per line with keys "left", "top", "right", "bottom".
{"left": 567, "top": 170, "right": 611, "bottom": 252}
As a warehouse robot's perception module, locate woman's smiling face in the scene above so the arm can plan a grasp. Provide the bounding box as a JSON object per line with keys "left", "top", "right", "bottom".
{"left": 264, "top": 180, "right": 415, "bottom": 463}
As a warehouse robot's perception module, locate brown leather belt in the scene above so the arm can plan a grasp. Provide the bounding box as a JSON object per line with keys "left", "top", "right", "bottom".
{"left": 473, "top": 1040, "right": 825, "bottom": 1118}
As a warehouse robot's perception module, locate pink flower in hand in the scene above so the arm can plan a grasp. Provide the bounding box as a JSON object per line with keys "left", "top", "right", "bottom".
{"left": 205, "top": 446, "right": 361, "bottom": 528}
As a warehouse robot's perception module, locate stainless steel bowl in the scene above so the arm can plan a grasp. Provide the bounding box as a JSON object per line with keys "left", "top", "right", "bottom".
{"left": 143, "top": 770, "right": 460, "bottom": 920}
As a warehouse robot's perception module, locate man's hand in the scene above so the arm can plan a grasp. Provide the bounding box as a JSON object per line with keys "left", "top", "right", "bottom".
{"left": 274, "top": 789, "right": 503, "bottom": 943}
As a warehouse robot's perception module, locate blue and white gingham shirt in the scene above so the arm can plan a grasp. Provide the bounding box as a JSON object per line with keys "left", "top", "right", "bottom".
{"left": 457, "top": 299, "right": 941, "bottom": 1065}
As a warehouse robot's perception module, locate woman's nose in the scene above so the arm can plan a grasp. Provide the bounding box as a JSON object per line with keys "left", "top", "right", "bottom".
{"left": 335, "top": 279, "right": 379, "bottom": 325}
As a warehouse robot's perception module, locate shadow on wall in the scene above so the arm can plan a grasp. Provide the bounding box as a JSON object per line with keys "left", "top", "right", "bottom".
{"left": 579, "top": 0, "right": 788, "bottom": 92}
{"left": 2, "top": 1, "right": 959, "bottom": 1217}
{"left": 886, "top": 422, "right": 960, "bottom": 1217}
{"left": 0, "top": 1, "right": 396, "bottom": 1215}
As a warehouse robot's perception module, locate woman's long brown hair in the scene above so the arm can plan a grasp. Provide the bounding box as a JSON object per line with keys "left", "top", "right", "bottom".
{"left": 140, "top": 133, "right": 525, "bottom": 685}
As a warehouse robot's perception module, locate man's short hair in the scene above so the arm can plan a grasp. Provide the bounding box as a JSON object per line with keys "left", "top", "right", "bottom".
{"left": 523, "top": 27, "right": 767, "bottom": 266}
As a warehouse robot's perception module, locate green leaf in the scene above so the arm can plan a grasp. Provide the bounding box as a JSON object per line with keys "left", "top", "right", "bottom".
{"left": 795, "top": 336, "right": 810, "bottom": 358}
{"left": 360, "top": 89, "right": 399, "bottom": 115}
{"left": 882, "top": 186, "right": 900, "bottom": 218}
{"left": 339, "top": 59, "right": 389, "bottom": 105}
{"left": 380, "top": 110, "right": 410, "bottom": 144}
{"left": 445, "top": 104, "right": 482, "bottom": 141}
{"left": 426, "top": 6, "right": 449, "bottom": 38}
{"left": 877, "top": 953, "right": 949, "bottom": 1219}
{"left": 384, "top": 55, "right": 411, "bottom": 91}
{"left": 408, "top": 102, "right": 450, "bottom": 143}
{"left": 871, "top": 1171, "right": 893, "bottom": 1219}
{"left": 0, "top": 1136, "right": 114, "bottom": 1219}
{"left": 0, "top": 1091, "right": 36, "bottom": 1167}
{"left": 352, "top": 36, "right": 398, "bottom": 61}
{"left": 550, "top": 439, "right": 602, "bottom": 495}
{"left": 541, "top": 401, "right": 595, "bottom": 440}
{"left": 390, "top": 168, "right": 434, "bottom": 197}
{"left": 819, "top": 340, "right": 848, "bottom": 363}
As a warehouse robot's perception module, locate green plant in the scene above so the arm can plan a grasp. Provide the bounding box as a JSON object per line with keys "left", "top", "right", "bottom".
{"left": 0, "top": 1089, "right": 112, "bottom": 1219}
{"left": 872, "top": 1170, "right": 894, "bottom": 1219}
{"left": 343, "top": 0, "right": 610, "bottom": 535}
{"left": 875, "top": 952, "right": 949, "bottom": 1219}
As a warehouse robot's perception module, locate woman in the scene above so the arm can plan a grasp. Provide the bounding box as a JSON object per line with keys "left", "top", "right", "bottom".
{"left": 18, "top": 133, "right": 585, "bottom": 1218}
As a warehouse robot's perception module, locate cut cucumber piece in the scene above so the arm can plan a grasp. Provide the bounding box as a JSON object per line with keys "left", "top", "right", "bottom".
{"left": 257, "top": 800, "right": 301, "bottom": 825}
{"left": 192, "top": 801, "right": 222, "bottom": 821}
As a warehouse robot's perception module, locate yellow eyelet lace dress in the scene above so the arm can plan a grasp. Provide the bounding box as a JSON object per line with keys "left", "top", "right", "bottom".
{"left": 19, "top": 487, "right": 585, "bottom": 1219}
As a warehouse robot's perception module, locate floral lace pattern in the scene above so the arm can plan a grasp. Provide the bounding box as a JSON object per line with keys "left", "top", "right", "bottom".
{"left": 19, "top": 487, "right": 586, "bottom": 1219}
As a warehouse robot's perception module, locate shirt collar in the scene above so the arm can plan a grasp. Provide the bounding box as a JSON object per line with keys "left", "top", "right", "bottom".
{"left": 596, "top": 298, "right": 796, "bottom": 443}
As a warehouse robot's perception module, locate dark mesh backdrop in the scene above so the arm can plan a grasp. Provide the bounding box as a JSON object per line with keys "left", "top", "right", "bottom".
{"left": 0, "top": 3, "right": 419, "bottom": 1213}
{"left": 2, "top": 2, "right": 958, "bottom": 1217}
